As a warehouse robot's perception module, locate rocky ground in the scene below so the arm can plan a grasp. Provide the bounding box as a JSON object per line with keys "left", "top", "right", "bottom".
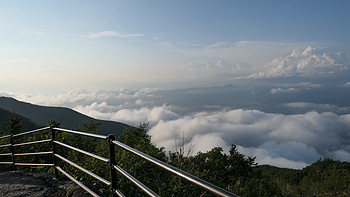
{"left": 0, "top": 170, "right": 104, "bottom": 197}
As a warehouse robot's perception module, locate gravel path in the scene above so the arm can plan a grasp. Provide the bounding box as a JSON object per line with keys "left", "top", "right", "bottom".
{"left": 0, "top": 171, "right": 98, "bottom": 197}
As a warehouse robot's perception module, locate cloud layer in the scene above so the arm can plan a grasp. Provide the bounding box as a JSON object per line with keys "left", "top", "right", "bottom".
{"left": 74, "top": 102, "right": 350, "bottom": 169}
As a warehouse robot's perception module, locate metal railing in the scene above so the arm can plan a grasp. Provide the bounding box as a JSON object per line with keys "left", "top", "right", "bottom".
{"left": 0, "top": 127, "right": 238, "bottom": 197}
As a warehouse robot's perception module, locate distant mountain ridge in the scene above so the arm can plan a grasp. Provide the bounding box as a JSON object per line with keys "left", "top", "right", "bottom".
{"left": 0, "top": 108, "right": 39, "bottom": 133}
{"left": 0, "top": 97, "right": 128, "bottom": 136}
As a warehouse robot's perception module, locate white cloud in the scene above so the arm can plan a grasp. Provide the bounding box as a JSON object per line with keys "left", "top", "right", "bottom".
{"left": 191, "top": 133, "right": 228, "bottom": 154}
{"left": 237, "top": 146, "right": 310, "bottom": 169}
{"left": 0, "top": 91, "right": 15, "bottom": 98}
{"left": 74, "top": 103, "right": 179, "bottom": 127}
{"left": 278, "top": 82, "right": 323, "bottom": 89}
{"left": 270, "top": 82, "right": 323, "bottom": 94}
{"left": 270, "top": 87, "right": 298, "bottom": 94}
{"left": 250, "top": 46, "right": 349, "bottom": 78}
{"left": 83, "top": 31, "right": 144, "bottom": 39}
{"left": 345, "top": 82, "right": 350, "bottom": 87}
{"left": 15, "top": 88, "right": 159, "bottom": 108}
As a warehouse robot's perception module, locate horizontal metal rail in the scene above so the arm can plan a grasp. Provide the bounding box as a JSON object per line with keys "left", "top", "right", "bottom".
{"left": 0, "top": 153, "right": 12, "bottom": 156}
{"left": 56, "top": 166, "right": 100, "bottom": 197}
{"left": 113, "top": 165, "right": 159, "bottom": 197}
{"left": 112, "top": 140, "right": 238, "bottom": 197}
{"left": 0, "top": 144, "right": 11, "bottom": 148}
{"left": 55, "top": 153, "right": 111, "bottom": 186}
{"left": 14, "top": 151, "right": 53, "bottom": 156}
{"left": 0, "top": 134, "right": 11, "bottom": 140}
{"left": 53, "top": 128, "right": 107, "bottom": 140}
{"left": 13, "top": 139, "right": 51, "bottom": 147}
{"left": 54, "top": 140, "right": 109, "bottom": 163}
{"left": 14, "top": 163, "right": 54, "bottom": 166}
{"left": 13, "top": 126, "right": 50, "bottom": 137}
{"left": 0, "top": 161, "right": 13, "bottom": 165}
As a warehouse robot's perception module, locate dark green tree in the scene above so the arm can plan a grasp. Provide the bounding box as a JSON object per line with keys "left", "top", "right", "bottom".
{"left": 48, "top": 119, "right": 61, "bottom": 127}
{"left": 7, "top": 112, "right": 23, "bottom": 135}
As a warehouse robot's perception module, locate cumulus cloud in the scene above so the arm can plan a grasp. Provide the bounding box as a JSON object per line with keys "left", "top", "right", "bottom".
{"left": 172, "top": 41, "right": 319, "bottom": 83}
{"left": 250, "top": 46, "right": 349, "bottom": 78}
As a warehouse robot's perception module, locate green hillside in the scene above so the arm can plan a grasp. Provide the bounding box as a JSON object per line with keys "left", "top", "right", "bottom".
{"left": 256, "top": 159, "right": 350, "bottom": 196}
{"left": 0, "top": 97, "right": 128, "bottom": 136}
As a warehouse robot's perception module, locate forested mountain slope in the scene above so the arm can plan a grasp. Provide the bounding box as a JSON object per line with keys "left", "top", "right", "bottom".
{"left": 0, "top": 97, "right": 128, "bottom": 136}
{"left": 0, "top": 108, "right": 39, "bottom": 133}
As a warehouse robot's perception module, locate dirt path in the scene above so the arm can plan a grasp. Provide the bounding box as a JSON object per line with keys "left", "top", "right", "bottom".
{"left": 0, "top": 171, "right": 94, "bottom": 197}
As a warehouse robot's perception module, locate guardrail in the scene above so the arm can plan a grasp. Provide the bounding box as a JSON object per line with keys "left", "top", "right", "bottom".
{"left": 0, "top": 127, "right": 238, "bottom": 197}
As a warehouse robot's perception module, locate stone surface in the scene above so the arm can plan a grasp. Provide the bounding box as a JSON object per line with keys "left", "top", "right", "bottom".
{"left": 0, "top": 171, "right": 103, "bottom": 197}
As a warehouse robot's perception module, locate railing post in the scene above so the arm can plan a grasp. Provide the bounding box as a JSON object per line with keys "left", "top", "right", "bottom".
{"left": 51, "top": 127, "right": 58, "bottom": 179}
{"left": 107, "top": 134, "right": 117, "bottom": 197}
{"left": 10, "top": 134, "right": 15, "bottom": 171}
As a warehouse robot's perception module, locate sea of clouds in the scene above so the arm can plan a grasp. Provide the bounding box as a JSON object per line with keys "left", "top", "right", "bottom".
{"left": 15, "top": 86, "right": 350, "bottom": 169}
{"left": 72, "top": 103, "right": 350, "bottom": 169}
{"left": 10, "top": 87, "right": 350, "bottom": 169}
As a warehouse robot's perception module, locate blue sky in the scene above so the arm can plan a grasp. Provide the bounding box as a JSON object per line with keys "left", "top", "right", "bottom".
{"left": 1, "top": 0, "right": 350, "bottom": 94}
